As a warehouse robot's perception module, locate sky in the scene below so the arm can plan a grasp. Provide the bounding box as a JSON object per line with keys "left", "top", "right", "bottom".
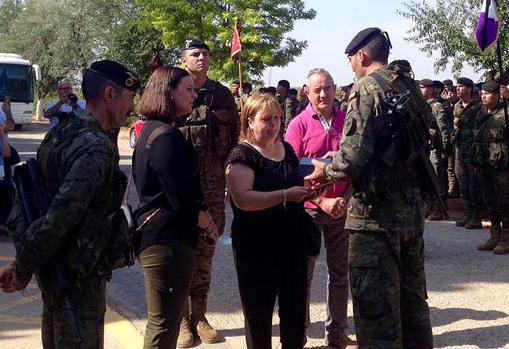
{"left": 260, "top": 0, "right": 482, "bottom": 87}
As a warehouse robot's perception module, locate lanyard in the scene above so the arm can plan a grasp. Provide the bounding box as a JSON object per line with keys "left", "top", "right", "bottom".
{"left": 316, "top": 113, "right": 340, "bottom": 140}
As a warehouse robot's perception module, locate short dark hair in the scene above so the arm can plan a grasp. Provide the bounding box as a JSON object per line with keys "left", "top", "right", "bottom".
{"left": 82, "top": 70, "right": 123, "bottom": 103}
{"left": 362, "top": 33, "right": 390, "bottom": 64}
{"left": 266, "top": 86, "right": 277, "bottom": 95}
{"left": 242, "top": 82, "right": 252, "bottom": 93}
{"left": 138, "top": 66, "right": 190, "bottom": 123}
{"left": 277, "top": 80, "right": 290, "bottom": 90}
{"left": 289, "top": 88, "right": 298, "bottom": 97}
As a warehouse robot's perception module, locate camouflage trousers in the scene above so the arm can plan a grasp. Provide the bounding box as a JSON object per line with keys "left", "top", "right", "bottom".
{"left": 455, "top": 151, "right": 482, "bottom": 208}
{"left": 188, "top": 186, "right": 225, "bottom": 299}
{"left": 479, "top": 168, "right": 509, "bottom": 228}
{"left": 40, "top": 275, "right": 106, "bottom": 349}
{"left": 348, "top": 227, "right": 433, "bottom": 349}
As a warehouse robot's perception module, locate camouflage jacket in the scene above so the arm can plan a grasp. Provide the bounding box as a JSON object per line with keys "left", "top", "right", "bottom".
{"left": 14, "top": 110, "right": 120, "bottom": 281}
{"left": 427, "top": 98, "right": 451, "bottom": 154}
{"left": 177, "top": 78, "right": 238, "bottom": 191}
{"left": 325, "top": 66, "right": 433, "bottom": 232}
{"left": 471, "top": 104, "right": 508, "bottom": 169}
{"left": 453, "top": 99, "right": 482, "bottom": 160}
{"left": 278, "top": 94, "right": 296, "bottom": 133}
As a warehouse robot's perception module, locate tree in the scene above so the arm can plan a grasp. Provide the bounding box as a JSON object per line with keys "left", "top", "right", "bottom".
{"left": 399, "top": 0, "right": 509, "bottom": 80}
{"left": 137, "top": 0, "right": 316, "bottom": 82}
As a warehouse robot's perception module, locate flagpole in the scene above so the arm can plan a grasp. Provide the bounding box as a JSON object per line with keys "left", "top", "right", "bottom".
{"left": 496, "top": 37, "right": 508, "bottom": 119}
{"left": 238, "top": 52, "right": 244, "bottom": 110}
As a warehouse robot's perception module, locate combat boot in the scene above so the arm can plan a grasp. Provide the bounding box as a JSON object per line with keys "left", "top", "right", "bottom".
{"left": 427, "top": 209, "right": 445, "bottom": 221}
{"left": 477, "top": 226, "right": 500, "bottom": 251}
{"left": 191, "top": 296, "right": 221, "bottom": 343}
{"left": 465, "top": 209, "right": 482, "bottom": 229}
{"left": 455, "top": 204, "right": 472, "bottom": 227}
{"left": 177, "top": 302, "right": 193, "bottom": 348}
{"left": 493, "top": 228, "right": 509, "bottom": 255}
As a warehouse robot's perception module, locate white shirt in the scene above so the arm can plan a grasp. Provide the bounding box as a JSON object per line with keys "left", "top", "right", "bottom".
{"left": 45, "top": 99, "right": 86, "bottom": 130}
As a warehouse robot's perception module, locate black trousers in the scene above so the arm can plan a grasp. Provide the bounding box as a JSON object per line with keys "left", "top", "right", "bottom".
{"left": 234, "top": 248, "right": 308, "bottom": 349}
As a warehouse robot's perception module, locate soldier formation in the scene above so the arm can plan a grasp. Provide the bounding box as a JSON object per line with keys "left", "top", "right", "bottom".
{"left": 0, "top": 25, "right": 507, "bottom": 349}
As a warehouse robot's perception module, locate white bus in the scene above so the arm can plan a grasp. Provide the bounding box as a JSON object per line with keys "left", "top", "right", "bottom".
{"left": 0, "top": 53, "right": 41, "bottom": 130}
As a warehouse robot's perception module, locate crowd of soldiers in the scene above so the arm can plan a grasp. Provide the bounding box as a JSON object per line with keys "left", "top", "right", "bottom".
{"left": 0, "top": 25, "right": 508, "bottom": 349}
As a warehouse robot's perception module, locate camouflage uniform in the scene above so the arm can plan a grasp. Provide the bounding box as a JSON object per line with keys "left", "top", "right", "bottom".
{"left": 177, "top": 78, "right": 238, "bottom": 319}
{"left": 325, "top": 66, "right": 433, "bottom": 348}
{"left": 11, "top": 110, "right": 122, "bottom": 348}
{"left": 278, "top": 94, "right": 296, "bottom": 134}
{"left": 453, "top": 100, "right": 483, "bottom": 226}
{"left": 427, "top": 97, "right": 451, "bottom": 218}
{"left": 472, "top": 104, "right": 509, "bottom": 253}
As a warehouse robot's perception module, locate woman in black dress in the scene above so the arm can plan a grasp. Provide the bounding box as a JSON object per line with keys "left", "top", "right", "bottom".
{"left": 133, "top": 67, "right": 217, "bottom": 349}
{"left": 225, "top": 93, "right": 312, "bottom": 349}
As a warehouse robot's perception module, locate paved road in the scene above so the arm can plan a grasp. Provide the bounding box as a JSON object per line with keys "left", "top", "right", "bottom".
{"left": 1, "top": 123, "right": 509, "bottom": 349}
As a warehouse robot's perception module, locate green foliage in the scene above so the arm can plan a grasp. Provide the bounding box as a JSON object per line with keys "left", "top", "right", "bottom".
{"left": 137, "top": 0, "right": 316, "bottom": 81}
{"left": 0, "top": 0, "right": 315, "bottom": 94}
{"left": 399, "top": 0, "right": 509, "bottom": 80}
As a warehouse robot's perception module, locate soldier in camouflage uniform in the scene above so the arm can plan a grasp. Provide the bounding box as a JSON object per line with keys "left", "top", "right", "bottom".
{"left": 177, "top": 39, "right": 238, "bottom": 346}
{"left": 472, "top": 82, "right": 509, "bottom": 255}
{"left": 419, "top": 79, "right": 451, "bottom": 220}
{"left": 453, "top": 77, "right": 483, "bottom": 229}
{"left": 307, "top": 28, "right": 433, "bottom": 348}
{"left": 0, "top": 60, "right": 139, "bottom": 348}
{"left": 277, "top": 79, "right": 296, "bottom": 134}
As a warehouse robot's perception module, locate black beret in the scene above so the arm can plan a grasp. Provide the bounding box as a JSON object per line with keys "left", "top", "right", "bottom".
{"left": 456, "top": 77, "right": 474, "bottom": 88}
{"left": 278, "top": 80, "right": 290, "bottom": 89}
{"left": 341, "top": 85, "right": 351, "bottom": 92}
{"left": 419, "top": 79, "right": 433, "bottom": 88}
{"left": 182, "top": 39, "right": 210, "bottom": 52}
{"left": 482, "top": 81, "right": 500, "bottom": 93}
{"left": 390, "top": 59, "right": 412, "bottom": 72}
{"left": 443, "top": 79, "right": 453, "bottom": 86}
{"left": 345, "top": 27, "right": 382, "bottom": 55}
{"left": 446, "top": 85, "right": 457, "bottom": 92}
{"left": 87, "top": 60, "right": 140, "bottom": 92}
{"left": 433, "top": 80, "right": 444, "bottom": 89}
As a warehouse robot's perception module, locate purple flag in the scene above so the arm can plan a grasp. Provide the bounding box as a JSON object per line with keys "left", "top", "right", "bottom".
{"left": 476, "top": 0, "right": 500, "bottom": 52}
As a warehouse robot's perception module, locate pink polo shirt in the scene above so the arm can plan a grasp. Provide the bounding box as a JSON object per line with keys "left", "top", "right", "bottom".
{"left": 285, "top": 103, "right": 349, "bottom": 210}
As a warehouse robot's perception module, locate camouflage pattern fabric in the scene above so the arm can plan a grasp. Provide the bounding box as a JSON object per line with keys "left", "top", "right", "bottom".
{"left": 278, "top": 94, "right": 296, "bottom": 134}
{"left": 324, "top": 65, "right": 433, "bottom": 348}
{"left": 41, "top": 277, "right": 106, "bottom": 349}
{"left": 178, "top": 78, "right": 237, "bottom": 299}
{"left": 472, "top": 104, "right": 509, "bottom": 227}
{"left": 453, "top": 100, "right": 482, "bottom": 161}
{"left": 11, "top": 109, "right": 119, "bottom": 348}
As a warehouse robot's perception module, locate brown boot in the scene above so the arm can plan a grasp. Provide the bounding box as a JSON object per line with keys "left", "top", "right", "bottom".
{"left": 177, "top": 302, "right": 193, "bottom": 348}
{"left": 456, "top": 203, "right": 472, "bottom": 227}
{"left": 191, "top": 296, "right": 221, "bottom": 343}
{"left": 325, "top": 331, "right": 358, "bottom": 349}
{"left": 493, "top": 228, "right": 509, "bottom": 255}
{"left": 465, "top": 209, "right": 482, "bottom": 229}
{"left": 427, "top": 210, "right": 445, "bottom": 221}
{"left": 477, "top": 227, "right": 500, "bottom": 251}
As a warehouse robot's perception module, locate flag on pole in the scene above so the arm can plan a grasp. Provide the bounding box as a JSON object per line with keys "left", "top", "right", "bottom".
{"left": 149, "top": 51, "right": 162, "bottom": 72}
{"left": 231, "top": 21, "right": 242, "bottom": 59}
{"left": 476, "top": 0, "right": 500, "bottom": 52}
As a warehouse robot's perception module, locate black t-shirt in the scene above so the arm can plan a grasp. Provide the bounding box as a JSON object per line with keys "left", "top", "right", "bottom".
{"left": 225, "top": 141, "right": 307, "bottom": 255}
{"left": 133, "top": 120, "right": 204, "bottom": 252}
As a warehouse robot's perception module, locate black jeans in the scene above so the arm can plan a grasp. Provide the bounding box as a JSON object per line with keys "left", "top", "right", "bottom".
{"left": 140, "top": 243, "right": 195, "bottom": 349}
{"left": 234, "top": 249, "right": 308, "bottom": 349}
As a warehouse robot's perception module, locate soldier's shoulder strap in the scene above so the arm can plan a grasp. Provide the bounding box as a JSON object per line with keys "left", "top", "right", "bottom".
{"left": 370, "top": 71, "right": 394, "bottom": 96}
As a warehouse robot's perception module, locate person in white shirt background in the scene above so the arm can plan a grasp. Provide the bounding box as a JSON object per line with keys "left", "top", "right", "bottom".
{"left": 43, "top": 78, "right": 86, "bottom": 130}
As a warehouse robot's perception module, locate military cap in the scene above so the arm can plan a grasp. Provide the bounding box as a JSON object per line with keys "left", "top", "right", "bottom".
{"left": 278, "top": 79, "right": 290, "bottom": 89}
{"left": 87, "top": 60, "right": 140, "bottom": 92}
{"left": 419, "top": 79, "right": 434, "bottom": 88}
{"left": 390, "top": 59, "right": 412, "bottom": 72}
{"left": 433, "top": 80, "right": 444, "bottom": 89}
{"left": 232, "top": 80, "right": 240, "bottom": 85}
{"left": 345, "top": 27, "right": 387, "bottom": 55}
{"left": 456, "top": 77, "right": 474, "bottom": 88}
{"left": 341, "top": 85, "right": 352, "bottom": 92}
{"left": 443, "top": 79, "right": 453, "bottom": 86}
{"left": 446, "top": 85, "right": 457, "bottom": 92}
{"left": 482, "top": 81, "right": 500, "bottom": 93}
{"left": 182, "top": 39, "right": 210, "bottom": 52}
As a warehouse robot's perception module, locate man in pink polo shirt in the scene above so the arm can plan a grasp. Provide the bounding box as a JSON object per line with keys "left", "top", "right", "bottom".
{"left": 285, "top": 68, "right": 356, "bottom": 349}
